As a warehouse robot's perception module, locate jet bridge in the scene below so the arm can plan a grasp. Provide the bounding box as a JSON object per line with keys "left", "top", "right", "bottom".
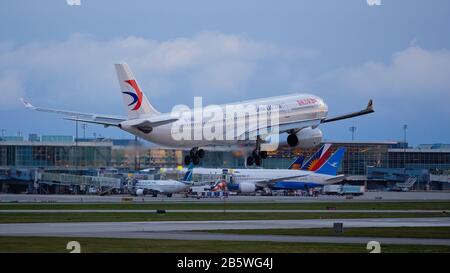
{"left": 38, "top": 172, "right": 123, "bottom": 193}
{"left": 393, "top": 177, "right": 417, "bottom": 192}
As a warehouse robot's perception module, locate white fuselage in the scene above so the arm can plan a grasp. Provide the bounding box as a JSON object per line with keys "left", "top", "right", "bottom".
{"left": 192, "top": 168, "right": 341, "bottom": 187}
{"left": 120, "top": 93, "right": 328, "bottom": 148}
{"left": 135, "top": 180, "right": 189, "bottom": 194}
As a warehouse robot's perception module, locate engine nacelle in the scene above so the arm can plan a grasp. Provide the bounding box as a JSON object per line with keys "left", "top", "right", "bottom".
{"left": 135, "top": 189, "right": 145, "bottom": 196}
{"left": 238, "top": 182, "right": 256, "bottom": 193}
{"left": 297, "top": 127, "right": 323, "bottom": 148}
{"left": 287, "top": 127, "right": 323, "bottom": 148}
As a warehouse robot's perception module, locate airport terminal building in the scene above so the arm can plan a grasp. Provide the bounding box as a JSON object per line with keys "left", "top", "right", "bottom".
{"left": 0, "top": 136, "right": 112, "bottom": 168}
{"left": 199, "top": 141, "right": 450, "bottom": 172}
{"left": 1, "top": 134, "right": 449, "bottom": 192}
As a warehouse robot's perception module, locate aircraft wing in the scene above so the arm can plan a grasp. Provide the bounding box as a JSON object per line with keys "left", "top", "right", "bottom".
{"left": 249, "top": 174, "right": 309, "bottom": 187}
{"left": 21, "top": 98, "right": 179, "bottom": 131}
{"left": 321, "top": 100, "right": 374, "bottom": 124}
{"left": 21, "top": 98, "right": 126, "bottom": 127}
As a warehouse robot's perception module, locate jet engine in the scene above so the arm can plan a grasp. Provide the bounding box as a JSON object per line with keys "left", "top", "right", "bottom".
{"left": 287, "top": 127, "right": 323, "bottom": 148}
{"left": 238, "top": 182, "right": 256, "bottom": 193}
{"left": 135, "top": 189, "right": 145, "bottom": 196}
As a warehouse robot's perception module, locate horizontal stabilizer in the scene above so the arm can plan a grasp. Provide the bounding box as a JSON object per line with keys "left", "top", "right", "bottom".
{"left": 325, "top": 174, "right": 346, "bottom": 184}
{"left": 120, "top": 117, "right": 179, "bottom": 134}
{"left": 64, "top": 117, "right": 121, "bottom": 127}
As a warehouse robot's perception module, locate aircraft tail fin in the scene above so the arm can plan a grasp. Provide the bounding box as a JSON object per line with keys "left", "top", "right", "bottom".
{"left": 308, "top": 144, "right": 334, "bottom": 172}
{"left": 182, "top": 164, "right": 194, "bottom": 182}
{"left": 315, "top": 147, "right": 346, "bottom": 176}
{"left": 115, "top": 63, "right": 160, "bottom": 119}
{"left": 301, "top": 143, "right": 332, "bottom": 171}
{"left": 288, "top": 155, "right": 305, "bottom": 170}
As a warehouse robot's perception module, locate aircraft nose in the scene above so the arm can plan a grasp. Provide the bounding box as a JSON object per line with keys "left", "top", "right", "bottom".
{"left": 317, "top": 97, "right": 328, "bottom": 111}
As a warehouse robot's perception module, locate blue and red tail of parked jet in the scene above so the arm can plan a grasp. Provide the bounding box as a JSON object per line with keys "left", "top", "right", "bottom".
{"left": 288, "top": 145, "right": 346, "bottom": 176}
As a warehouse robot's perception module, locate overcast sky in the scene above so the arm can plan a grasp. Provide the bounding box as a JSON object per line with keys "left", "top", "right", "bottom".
{"left": 1, "top": 0, "right": 449, "bottom": 145}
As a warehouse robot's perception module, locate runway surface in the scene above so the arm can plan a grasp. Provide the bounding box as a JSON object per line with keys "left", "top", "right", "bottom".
{"left": 0, "top": 209, "right": 446, "bottom": 213}
{"left": 77, "top": 231, "right": 450, "bottom": 246}
{"left": 0, "top": 218, "right": 449, "bottom": 245}
{"left": 1, "top": 192, "right": 450, "bottom": 203}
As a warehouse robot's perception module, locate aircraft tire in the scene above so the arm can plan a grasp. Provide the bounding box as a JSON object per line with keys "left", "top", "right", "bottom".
{"left": 184, "top": 155, "right": 192, "bottom": 165}
{"left": 255, "top": 156, "right": 262, "bottom": 166}
{"left": 246, "top": 156, "right": 254, "bottom": 166}
{"left": 192, "top": 156, "right": 200, "bottom": 165}
{"left": 260, "top": 151, "right": 268, "bottom": 159}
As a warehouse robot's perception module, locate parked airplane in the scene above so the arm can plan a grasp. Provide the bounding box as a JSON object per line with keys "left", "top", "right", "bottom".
{"left": 201, "top": 147, "right": 346, "bottom": 193}
{"left": 132, "top": 166, "right": 193, "bottom": 197}
{"left": 22, "top": 63, "right": 373, "bottom": 166}
{"left": 270, "top": 147, "right": 346, "bottom": 191}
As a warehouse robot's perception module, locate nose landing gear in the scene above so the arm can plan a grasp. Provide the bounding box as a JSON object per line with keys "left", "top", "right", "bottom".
{"left": 184, "top": 147, "right": 205, "bottom": 165}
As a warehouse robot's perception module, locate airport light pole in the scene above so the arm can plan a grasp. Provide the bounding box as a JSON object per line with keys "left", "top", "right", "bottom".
{"left": 75, "top": 118, "right": 79, "bottom": 172}
{"left": 403, "top": 124, "right": 408, "bottom": 174}
{"left": 81, "top": 123, "right": 87, "bottom": 139}
{"left": 134, "top": 136, "right": 139, "bottom": 171}
{"left": 349, "top": 126, "right": 357, "bottom": 141}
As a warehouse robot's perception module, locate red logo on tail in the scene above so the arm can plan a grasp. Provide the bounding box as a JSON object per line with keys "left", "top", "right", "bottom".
{"left": 123, "top": 80, "right": 143, "bottom": 111}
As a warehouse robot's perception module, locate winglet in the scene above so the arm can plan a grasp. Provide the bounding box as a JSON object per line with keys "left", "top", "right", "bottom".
{"left": 20, "top": 98, "right": 36, "bottom": 109}
{"left": 367, "top": 99, "right": 374, "bottom": 112}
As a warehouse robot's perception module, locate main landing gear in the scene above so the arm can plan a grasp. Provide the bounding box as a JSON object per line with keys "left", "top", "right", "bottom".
{"left": 246, "top": 137, "right": 267, "bottom": 167}
{"left": 184, "top": 147, "right": 205, "bottom": 166}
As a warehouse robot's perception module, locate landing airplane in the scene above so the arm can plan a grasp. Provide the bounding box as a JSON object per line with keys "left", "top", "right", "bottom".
{"left": 22, "top": 63, "right": 374, "bottom": 166}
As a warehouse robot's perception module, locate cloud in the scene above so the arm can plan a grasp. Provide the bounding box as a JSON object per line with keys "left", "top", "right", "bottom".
{"left": 320, "top": 46, "right": 450, "bottom": 99}
{"left": 366, "top": 0, "right": 382, "bottom": 6}
{"left": 66, "top": 0, "right": 81, "bottom": 6}
{"left": 309, "top": 45, "right": 450, "bottom": 141}
{"left": 0, "top": 32, "right": 314, "bottom": 111}
{"left": 0, "top": 71, "right": 24, "bottom": 109}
